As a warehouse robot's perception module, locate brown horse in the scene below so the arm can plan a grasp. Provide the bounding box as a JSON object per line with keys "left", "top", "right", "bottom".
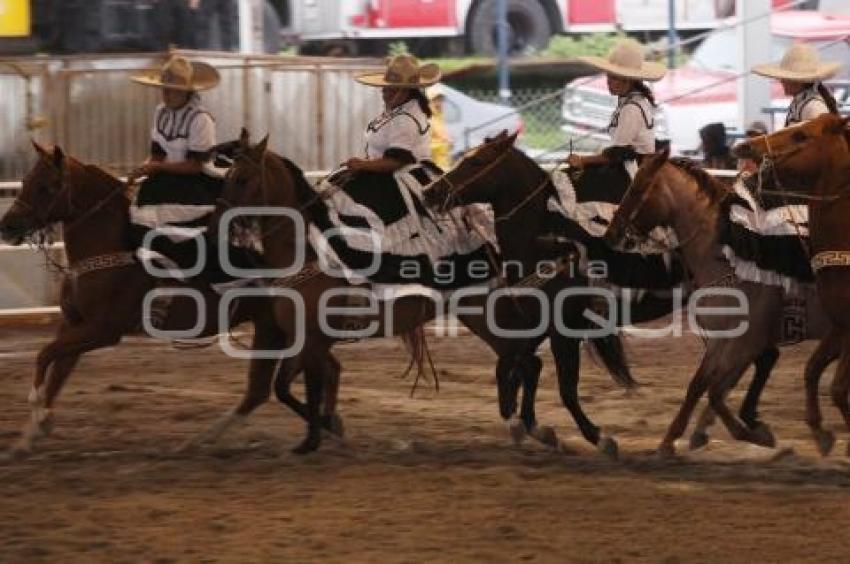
{"left": 0, "top": 143, "right": 290, "bottom": 458}
{"left": 605, "top": 148, "right": 839, "bottom": 455}
{"left": 734, "top": 113, "right": 850, "bottom": 455}
{"left": 208, "top": 133, "right": 633, "bottom": 456}
{"left": 422, "top": 132, "right": 819, "bottom": 456}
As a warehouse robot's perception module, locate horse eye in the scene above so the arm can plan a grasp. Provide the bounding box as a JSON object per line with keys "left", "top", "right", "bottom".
{"left": 791, "top": 131, "right": 807, "bottom": 143}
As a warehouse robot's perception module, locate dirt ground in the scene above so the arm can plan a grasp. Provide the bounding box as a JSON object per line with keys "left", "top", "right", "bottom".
{"left": 0, "top": 322, "right": 849, "bottom": 563}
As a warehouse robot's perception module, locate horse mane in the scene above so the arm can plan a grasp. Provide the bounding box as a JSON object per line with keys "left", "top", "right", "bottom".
{"left": 268, "top": 152, "right": 318, "bottom": 212}
{"left": 667, "top": 156, "right": 730, "bottom": 205}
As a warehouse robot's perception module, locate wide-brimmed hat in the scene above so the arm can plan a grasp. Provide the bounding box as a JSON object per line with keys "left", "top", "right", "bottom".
{"left": 130, "top": 55, "right": 220, "bottom": 92}
{"left": 355, "top": 54, "right": 441, "bottom": 88}
{"left": 752, "top": 43, "right": 841, "bottom": 82}
{"left": 574, "top": 39, "right": 666, "bottom": 82}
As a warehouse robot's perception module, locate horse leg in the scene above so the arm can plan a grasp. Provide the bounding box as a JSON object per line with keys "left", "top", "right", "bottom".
{"left": 828, "top": 335, "right": 850, "bottom": 457}
{"left": 178, "top": 324, "right": 283, "bottom": 452}
{"left": 806, "top": 329, "right": 842, "bottom": 456}
{"left": 291, "top": 345, "right": 327, "bottom": 455}
{"left": 319, "top": 352, "right": 345, "bottom": 438}
{"left": 689, "top": 403, "right": 718, "bottom": 451}
{"left": 8, "top": 322, "right": 121, "bottom": 457}
{"left": 739, "top": 346, "right": 779, "bottom": 432}
{"left": 658, "top": 358, "right": 713, "bottom": 457}
{"left": 708, "top": 360, "right": 774, "bottom": 447}
{"left": 550, "top": 333, "right": 618, "bottom": 458}
{"left": 514, "top": 354, "right": 560, "bottom": 449}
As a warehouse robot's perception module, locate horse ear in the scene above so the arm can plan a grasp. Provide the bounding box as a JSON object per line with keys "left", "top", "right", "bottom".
{"left": 253, "top": 134, "right": 269, "bottom": 156}
{"left": 52, "top": 145, "right": 64, "bottom": 168}
{"left": 239, "top": 127, "right": 251, "bottom": 148}
{"left": 507, "top": 131, "right": 519, "bottom": 146}
{"left": 31, "top": 139, "right": 49, "bottom": 157}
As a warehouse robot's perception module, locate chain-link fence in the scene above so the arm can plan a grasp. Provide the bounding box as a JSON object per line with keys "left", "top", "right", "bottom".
{"left": 465, "top": 87, "right": 567, "bottom": 155}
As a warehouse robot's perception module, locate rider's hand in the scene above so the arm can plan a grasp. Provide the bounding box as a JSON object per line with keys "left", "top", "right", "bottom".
{"left": 566, "top": 154, "right": 584, "bottom": 170}
{"left": 345, "top": 158, "right": 367, "bottom": 171}
{"left": 134, "top": 161, "right": 161, "bottom": 177}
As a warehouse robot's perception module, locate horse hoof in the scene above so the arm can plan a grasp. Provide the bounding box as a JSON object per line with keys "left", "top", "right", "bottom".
{"left": 597, "top": 436, "right": 619, "bottom": 460}
{"left": 508, "top": 419, "right": 527, "bottom": 446}
{"left": 812, "top": 429, "right": 835, "bottom": 457}
{"left": 750, "top": 423, "right": 776, "bottom": 448}
{"left": 292, "top": 436, "right": 321, "bottom": 455}
{"left": 323, "top": 414, "right": 345, "bottom": 438}
{"left": 688, "top": 431, "right": 710, "bottom": 451}
{"left": 656, "top": 443, "right": 676, "bottom": 459}
{"left": 531, "top": 426, "right": 559, "bottom": 449}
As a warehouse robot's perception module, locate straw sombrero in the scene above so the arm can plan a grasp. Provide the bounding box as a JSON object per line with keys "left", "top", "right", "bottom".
{"left": 355, "top": 54, "right": 441, "bottom": 88}
{"left": 752, "top": 43, "right": 841, "bottom": 82}
{"left": 130, "top": 55, "right": 220, "bottom": 92}
{"left": 574, "top": 39, "right": 666, "bottom": 82}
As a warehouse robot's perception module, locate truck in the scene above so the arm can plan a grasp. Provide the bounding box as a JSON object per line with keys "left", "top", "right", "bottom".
{"left": 0, "top": 0, "right": 288, "bottom": 55}
{"left": 287, "top": 0, "right": 816, "bottom": 56}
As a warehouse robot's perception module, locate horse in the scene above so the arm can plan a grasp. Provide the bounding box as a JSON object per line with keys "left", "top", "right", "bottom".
{"left": 421, "top": 132, "right": 809, "bottom": 456}
{"left": 604, "top": 148, "right": 838, "bottom": 455}
{"left": 734, "top": 113, "right": 850, "bottom": 455}
{"left": 0, "top": 142, "right": 303, "bottom": 458}
{"left": 419, "top": 132, "right": 687, "bottom": 455}
{"left": 207, "top": 132, "right": 633, "bottom": 456}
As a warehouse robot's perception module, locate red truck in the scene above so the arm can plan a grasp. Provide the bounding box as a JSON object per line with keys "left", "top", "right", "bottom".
{"left": 288, "top": 0, "right": 810, "bottom": 55}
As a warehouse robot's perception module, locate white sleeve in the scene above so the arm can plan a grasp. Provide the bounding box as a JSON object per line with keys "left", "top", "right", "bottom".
{"left": 187, "top": 112, "right": 216, "bottom": 155}
{"left": 610, "top": 103, "right": 645, "bottom": 148}
{"left": 801, "top": 98, "right": 830, "bottom": 122}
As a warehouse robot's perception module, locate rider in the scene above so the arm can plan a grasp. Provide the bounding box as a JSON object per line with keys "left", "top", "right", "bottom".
{"left": 752, "top": 43, "right": 842, "bottom": 128}
{"left": 127, "top": 54, "right": 222, "bottom": 272}
{"left": 345, "top": 54, "right": 440, "bottom": 176}
{"left": 566, "top": 38, "right": 666, "bottom": 171}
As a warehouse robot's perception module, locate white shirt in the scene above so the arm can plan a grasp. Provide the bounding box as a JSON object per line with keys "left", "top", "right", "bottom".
{"left": 151, "top": 96, "right": 216, "bottom": 163}
{"left": 608, "top": 92, "right": 656, "bottom": 155}
{"left": 785, "top": 85, "right": 830, "bottom": 127}
{"left": 364, "top": 98, "right": 432, "bottom": 162}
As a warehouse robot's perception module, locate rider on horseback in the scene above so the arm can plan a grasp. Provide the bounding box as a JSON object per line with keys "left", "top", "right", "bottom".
{"left": 127, "top": 55, "right": 223, "bottom": 275}
{"left": 752, "top": 43, "right": 842, "bottom": 128}
{"left": 346, "top": 54, "right": 441, "bottom": 176}
{"left": 565, "top": 38, "right": 666, "bottom": 172}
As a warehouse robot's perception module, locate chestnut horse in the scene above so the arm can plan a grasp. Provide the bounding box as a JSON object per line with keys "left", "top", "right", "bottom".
{"left": 208, "top": 134, "right": 633, "bottom": 456}
{"left": 0, "top": 143, "right": 293, "bottom": 458}
{"left": 421, "top": 132, "right": 811, "bottom": 456}
{"left": 735, "top": 113, "right": 850, "bottom": 455}
{"left": 604, "top": 148, "right": 838, "bottom": 455}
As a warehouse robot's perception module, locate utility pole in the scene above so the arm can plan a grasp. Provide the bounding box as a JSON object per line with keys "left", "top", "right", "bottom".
{"left": 496, "top": 0, "right": 511, "bottom": 104}
{"left": 667, "top": 0, "right": 677, "bottom": 69}
{"left": 737, "top": 0, "right": 772, "bottom": 130}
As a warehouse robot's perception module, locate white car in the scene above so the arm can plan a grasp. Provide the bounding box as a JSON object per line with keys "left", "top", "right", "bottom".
{"left": 561, "top": 10, "right": 850, "bottom": 155}
{"left": 430, "top": 83, "right": 524, "bottom": 157}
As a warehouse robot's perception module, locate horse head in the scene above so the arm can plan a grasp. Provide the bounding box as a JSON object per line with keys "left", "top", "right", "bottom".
{"left": 0, "top": 142, "right": 70, "bottom": 244}
{"left": 605, "top": 147, "right": 672, "bottom": 250}
{"left": 733, "top": 114, "right": 850, "bottom": 192}
{"left": 422, "top": 130, "right": 520, "bottom": 213}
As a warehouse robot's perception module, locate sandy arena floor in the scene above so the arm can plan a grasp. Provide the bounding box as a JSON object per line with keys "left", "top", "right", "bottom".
{"left": 0, "top": 322, "right": 849, "bottom": 563}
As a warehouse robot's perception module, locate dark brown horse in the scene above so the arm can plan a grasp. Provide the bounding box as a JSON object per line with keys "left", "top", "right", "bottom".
{"left": 735, "top": 113, "right": 850, "bottom": 455}
{"left": 605, "top": 148, "right": 839, "bottom": 455}
{"left": 420, "top": 133, "right": 667, "bottom": 456}
{"left": 0, "top": 143, "right": 288, "bottom": 458}
{"left": 209, "top": 133, "right": 633, "bottom": 456}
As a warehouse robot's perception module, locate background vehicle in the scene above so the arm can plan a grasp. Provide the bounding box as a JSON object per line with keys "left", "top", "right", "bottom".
{"left": 430, "top": 82, "right": 523, "bottom": 156}
{"left": 289, "top": 0, "right": 799, "bottom": 56}
{"left": 561, "top": 10, "right": 850, "bottom": 155}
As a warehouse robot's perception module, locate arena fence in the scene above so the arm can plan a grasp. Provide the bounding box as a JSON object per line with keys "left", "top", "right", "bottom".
{"left": 0, "top": 50, "right": 383, "bottom": 182}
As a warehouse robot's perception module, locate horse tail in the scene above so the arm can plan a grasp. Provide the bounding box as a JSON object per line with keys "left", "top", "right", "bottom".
{"left": 586, "top": 333, "right": 637, "bottom": 390}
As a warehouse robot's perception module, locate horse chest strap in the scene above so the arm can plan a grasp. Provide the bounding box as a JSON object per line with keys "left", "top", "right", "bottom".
{"left": 70, "top": 252, "right": 137, "bottom": 278}
{"left": 811, "top": 251, "right": 850, "bottom": 273}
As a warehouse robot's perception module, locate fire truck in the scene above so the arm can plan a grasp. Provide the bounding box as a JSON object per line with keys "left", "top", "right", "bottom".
{"left": 289, "top": 0, "right": 815, "bottom": 56}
